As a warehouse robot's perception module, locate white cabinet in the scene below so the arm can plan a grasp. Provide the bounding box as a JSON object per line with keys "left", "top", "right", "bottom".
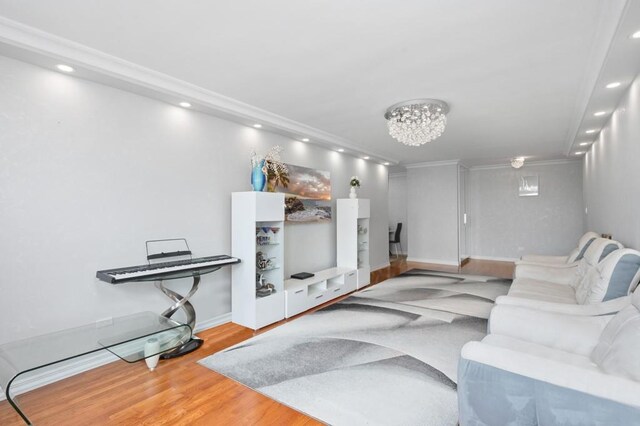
{"left": 231, "top": 192, "right": 285, "bottom": 330}
{"left": 337, "top": 199, "right": 371, "bottom": 288}
{"left": 284, "top": 267, "right": 356, "bottom": 318}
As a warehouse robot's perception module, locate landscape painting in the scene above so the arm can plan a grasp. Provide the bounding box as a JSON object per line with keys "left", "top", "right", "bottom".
{"left": 270, "top": 163, "right": 332, "bottom": 223}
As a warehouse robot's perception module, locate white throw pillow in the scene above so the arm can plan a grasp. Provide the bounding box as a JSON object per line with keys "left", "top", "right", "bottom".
{"left": 592, "top": 295, "right": 640, "bottom": 381}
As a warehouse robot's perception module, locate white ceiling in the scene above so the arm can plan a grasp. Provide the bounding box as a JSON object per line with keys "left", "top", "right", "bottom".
{"left": 0, "top": 0, "right": 635, "bottom": 166}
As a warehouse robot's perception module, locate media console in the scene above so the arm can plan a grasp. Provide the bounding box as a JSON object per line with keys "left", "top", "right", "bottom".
{"left": 284, "top": 267, "right": 357, "bottom": 318}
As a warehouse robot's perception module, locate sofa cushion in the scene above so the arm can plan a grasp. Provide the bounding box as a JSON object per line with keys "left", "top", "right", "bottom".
{"left": 576, "top": 250, "right": 640, "bottom": 304}
{"left": 591, "top": 290, "right": 640, "bottom": 381}
{"left": 484, "top": 334, "right": 595, "bottom": 368}
{"left": 509, "top": 278, "right": 577, "bottom": 304}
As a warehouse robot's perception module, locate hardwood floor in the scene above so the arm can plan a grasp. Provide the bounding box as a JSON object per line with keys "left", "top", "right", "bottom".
{"left": 0, "top": 258, "right": 513, "bottom": 425}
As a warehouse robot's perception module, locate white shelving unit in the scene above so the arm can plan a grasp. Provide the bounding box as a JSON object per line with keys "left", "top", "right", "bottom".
{"left": 284, "top": 267, "right": 357, "bottom": 318}
{"left": 337, "top": 198, "right": 371, "bottom": 288}
{"left": 231, "top": 192, "right": 285, "bottom": 330}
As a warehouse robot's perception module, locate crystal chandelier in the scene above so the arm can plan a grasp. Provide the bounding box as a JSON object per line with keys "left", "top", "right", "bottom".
{"left": 384, "top": 99, "right": 450, "bottom": 146}
{"left": 511, "top": 157, "right": 525, "bottom": 169}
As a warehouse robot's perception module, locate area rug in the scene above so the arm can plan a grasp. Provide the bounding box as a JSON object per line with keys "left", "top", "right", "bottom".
{"left": 199, "top": 269, "right": 511, "bottom": 425}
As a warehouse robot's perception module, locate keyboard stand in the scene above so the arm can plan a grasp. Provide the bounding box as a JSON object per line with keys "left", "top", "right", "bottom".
{"left": 155, "top": 269, "right": 214, "bottom": 358}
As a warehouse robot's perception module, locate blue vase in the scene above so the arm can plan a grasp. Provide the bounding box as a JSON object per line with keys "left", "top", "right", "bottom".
{"left": 251, "top": 160, "right": 266, "bottom": 191}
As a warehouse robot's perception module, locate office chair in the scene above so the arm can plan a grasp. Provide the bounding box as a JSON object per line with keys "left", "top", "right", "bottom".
{"left": 390, "top": 223, "right": 403, "bottom": 257}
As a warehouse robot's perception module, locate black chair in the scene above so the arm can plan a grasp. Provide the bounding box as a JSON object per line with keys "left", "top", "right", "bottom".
{"left": 390, "top": 223, "right": 403, "bottom": 257}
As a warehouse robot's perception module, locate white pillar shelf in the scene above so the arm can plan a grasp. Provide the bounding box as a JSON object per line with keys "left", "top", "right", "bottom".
{"left": 337, "top": 198, "right": 371, "bottom": 288}
{"left": 231, "top": 192, "right": 285, "bottom": 330}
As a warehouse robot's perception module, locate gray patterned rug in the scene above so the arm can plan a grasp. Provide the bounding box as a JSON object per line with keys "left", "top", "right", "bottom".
{"left": 199, "top": 269, "right": 511, "bottom": 425}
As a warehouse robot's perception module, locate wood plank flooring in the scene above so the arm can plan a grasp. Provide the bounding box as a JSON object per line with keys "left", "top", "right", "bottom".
{"left": 0, "top": 258, "right": 513, "bottom": 425}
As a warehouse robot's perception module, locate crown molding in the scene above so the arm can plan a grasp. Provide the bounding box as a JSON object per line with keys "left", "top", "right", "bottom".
{"left": 404, "top": 159, "right": 460, "bottom": 169}
{"left": 563, "top": 0, "right": 630, "bottom": 155}
{"left": 389, "top": 172, "right": 407, "bottom": 178}
{"left": 0, "top": 16, "right": 399, "bottom": 164}
{"left": 468, "top": 158, "right": 581, "bottom": 171}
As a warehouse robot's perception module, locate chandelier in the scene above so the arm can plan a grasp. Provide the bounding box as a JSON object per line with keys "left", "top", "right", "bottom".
{"left": 511, "top": 157, "right": 525, "bottom": 169}
{"left": 384, "top": 99, "right": 449, "bottom": 146}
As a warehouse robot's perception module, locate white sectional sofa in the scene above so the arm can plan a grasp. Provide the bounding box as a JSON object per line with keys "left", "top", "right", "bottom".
{"left": 518, "top": 231, "right": 600, "bottom": 266}
{"left": 459, "top": 294, "right": 640, "bottom": 426}
{"left": 495, "top": 238, "right": 640, "bottom": 317}
{"left": 457, "top": 237, "right": 640, "bottom": 425}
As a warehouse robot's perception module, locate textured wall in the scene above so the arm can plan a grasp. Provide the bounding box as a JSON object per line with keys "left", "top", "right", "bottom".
{"left": 467, "top": 161, "right": 584, "bottom": 260}
{"left": 406, "top": 164, "right": 459, "bottom": 264}
{"left": 584, "top": 73, "right": 640, "bottom": 249}
{"left": 388, "top": 173, "right": 408, "bottom": 254}
{"left": 0, "top": 56, "right": 389, "bottom": 344}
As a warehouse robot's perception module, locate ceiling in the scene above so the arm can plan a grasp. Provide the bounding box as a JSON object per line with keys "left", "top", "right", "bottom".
{"left": 0, "top": 0, "right": 636, "bottom": 166}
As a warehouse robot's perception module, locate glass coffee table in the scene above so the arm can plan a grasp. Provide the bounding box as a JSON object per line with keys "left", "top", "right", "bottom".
{"left": 0, "top": 312, "right": 191, "bottom": 425}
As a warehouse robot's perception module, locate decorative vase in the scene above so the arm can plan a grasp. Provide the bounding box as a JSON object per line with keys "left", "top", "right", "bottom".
{"left": 251, "top": 160, "right": 266, "bottom": 191}
{"left": 144, "top": 338, "right": 161, "bottom": 371}
{"left": 349, "top": 186, "right": 357, "bottom": 199}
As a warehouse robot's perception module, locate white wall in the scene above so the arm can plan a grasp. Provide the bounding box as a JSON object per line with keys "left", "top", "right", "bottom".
{"left": 406, "top": 164, "right": 459, "bottom": 264}
{"left": 0, "top": 55, "right": 389, "bottom": 344}
{"left": 388, "top": 173, "right": 408, "bottom": 254}
{"left": 467, "top": 161, "right": 584, "bottom": 260}
{"left": 584, "top": 73, "right": 640, "bottom": 249}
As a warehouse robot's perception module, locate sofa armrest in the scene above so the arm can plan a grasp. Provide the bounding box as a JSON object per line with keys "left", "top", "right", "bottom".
{"left": 514, "top": 263, "right": 577, "bottom": 284}
{"left": 488, "top": 305, "right": 610, "bottom": 356}
{"left": 460, "top": 341, "right": 640, "bottom": 408}
{"left": 519, "top": 254, "right": 568, "bottom": 264}
{"left": 495, "top": 295, "right": 631, "bottom": 316}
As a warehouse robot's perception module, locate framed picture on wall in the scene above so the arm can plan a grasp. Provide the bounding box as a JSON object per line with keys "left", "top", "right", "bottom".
{"left": 519, "top": 175, "right": 539, "bottom": 197}
{"left": 271, "top": 163, "right": 332, "bottom": 223}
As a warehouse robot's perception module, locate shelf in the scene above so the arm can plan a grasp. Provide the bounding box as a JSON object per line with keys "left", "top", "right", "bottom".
{"left": 256, "top": 289, "right": 277, "bottom": 299}
{"left": 257, "top": 265, "right": 280, "bottom": 272}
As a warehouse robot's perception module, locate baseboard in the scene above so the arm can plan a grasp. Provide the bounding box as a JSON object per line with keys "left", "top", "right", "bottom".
{"left": 469, "top": 255, "right": 519, "bottom": 262}
{"left": 194, "top": 312, "right": 232, "bottom": 333}
{"left": 406, "top": 257, "right": 459, "bottom": 266}
{"left": 0, "top": 312, "right": 232, "bottom": 401}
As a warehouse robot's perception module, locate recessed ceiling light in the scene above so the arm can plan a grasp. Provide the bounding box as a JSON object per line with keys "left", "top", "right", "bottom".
{"left": 579, "top": 142, "right": 590, "bottom": 146}
{"left": 253, "top": 124, "right": 262, "bottom": 128}
{"left": 179, "top": 102, "right": 191, "bottom": 108}
{"left": 384, "top": 162, "right": 390, "bottom": 166}
{"left": 585, "top": 129, "right": 597, "bottom": 134}
{"left": 301, "top": 138, "right": 309, "bottom": 142}
{"left": 363, "top": 156, "right": 370, "bottom": 160}
{"left": 337, "top": 148, "right": 345, "bottom": 152}
{"left": 56, "top": 64, "right": 74, "bottom": 73}
{"left": 593, "top": 111, "right": 606, "bottom": 117}
{"left": 606, "top": 82, "right": 621, "bottom": 89}
{"left": 575, "top": 151, "right": 585, "bottom": 155}
{"left": 631, "top": 30, "right": 640, "bottom": 39}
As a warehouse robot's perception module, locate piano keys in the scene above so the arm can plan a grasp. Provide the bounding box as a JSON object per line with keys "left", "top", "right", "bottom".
{"left": 96, "top": 254, "right": 240, "bottom": 284}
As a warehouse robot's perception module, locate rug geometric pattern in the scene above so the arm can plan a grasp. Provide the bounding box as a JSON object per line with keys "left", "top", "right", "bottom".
{"left": 199, "top": 270, "right": 511, "bottom": 425}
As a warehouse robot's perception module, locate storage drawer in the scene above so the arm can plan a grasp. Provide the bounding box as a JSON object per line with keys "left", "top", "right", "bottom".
{"left": 357, "top": 266, "right": 370, "bottom": 288}
{"left": 308, "top": 289, "right": 329, "bottom": 309}
{"left": 285, "top": 287, "right": 308, "bottom": 318}
{"left": 255, "top": 293, "right": 285, "bottom": 328}
{"left": 343, "top": 270, "right": 357, "bottom": 292}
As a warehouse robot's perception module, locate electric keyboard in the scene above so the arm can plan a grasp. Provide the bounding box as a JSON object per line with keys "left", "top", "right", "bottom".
{"left": 97, "top": 255, "right": 240, "bottom": 284}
